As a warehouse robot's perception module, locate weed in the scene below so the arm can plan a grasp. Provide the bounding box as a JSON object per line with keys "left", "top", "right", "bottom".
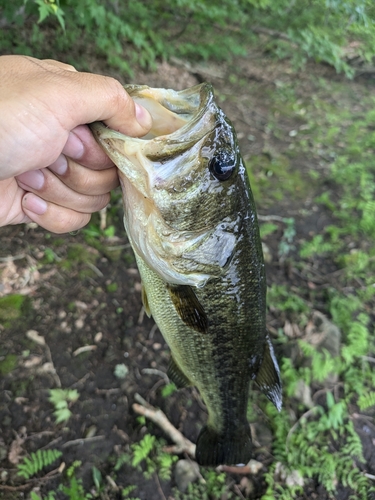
{"left": 48, "top": 388, "right": 80, "bottom": 423}
{"left": 115, "top": 434, "right": 178, "bottom": 481}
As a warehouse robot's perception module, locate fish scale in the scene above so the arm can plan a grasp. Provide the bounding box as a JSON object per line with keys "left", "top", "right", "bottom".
{"left": 90, "top": 83, "right": 282, "bottom": 466}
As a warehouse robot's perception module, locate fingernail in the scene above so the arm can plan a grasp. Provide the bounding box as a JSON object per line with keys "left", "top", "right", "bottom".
{"left": 62, "top": 131, "right": 85, "bottom": 159}
{"left": 22, "top": 193, "right": 47, "bottom": 215}
{"left": 17, "top": 169, "right": 45, "bottom": 190}
{"left": 135, "top": 102, "right": 152, "bottom": 130}
{"left": 49, "top": 154, "right": 68, "bottom": 175}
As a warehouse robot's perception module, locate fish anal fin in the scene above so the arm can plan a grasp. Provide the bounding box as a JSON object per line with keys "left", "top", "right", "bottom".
{"left": 167, "top": 357, "right": 192, "bottom": 389}
{"left": 141, "top": 284, "right": 151, "bottom": 317}
{"left": 195, "top": 425, "right": 252, "bottom": 466}
{"left": 167, "top": 284, "right": 208, "bottom": 334}
{"left": 255, "top": 333, "right": 282, "bottom": 411}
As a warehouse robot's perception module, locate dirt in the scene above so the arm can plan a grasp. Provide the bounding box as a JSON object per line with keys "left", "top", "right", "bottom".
{"left": 0, "top": 50, "right": 374, "bottom": 499}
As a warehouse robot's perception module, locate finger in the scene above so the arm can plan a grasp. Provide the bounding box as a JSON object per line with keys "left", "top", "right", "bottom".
{"left": 48, "top": 157, "right": 119, "bottom": 195}
{"left": 54, "top": 70, "right": 152, "bottom": 136}
{"left": 16, "top": 168, "right": 110, "bottom": 212}
{"left": 0, "top": 178, "right": 31, "bottom": 227}
{"left": 41, "top": 59, "right": 77, "bottom": 72}
{"left": 22, "top": 193, "right": 91, "bottom": 234}
{"left": 60, "top": 125, "right": 115, "bottom": 170}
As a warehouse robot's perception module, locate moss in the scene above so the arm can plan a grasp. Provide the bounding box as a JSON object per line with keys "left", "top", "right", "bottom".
{"left": 245, "top": 153, "right": 308, "bottom": 204}
{"left": 107, "top": 282, "right": 118, "bottom": 293}
{"left": 60, "top": 243, "right": 99, "bottom": 270}
{"left": 0, "top": 294, "right": 25, "bottom": 327}
{"left": 0, "top": 354, "right": 18, "bottom": 375}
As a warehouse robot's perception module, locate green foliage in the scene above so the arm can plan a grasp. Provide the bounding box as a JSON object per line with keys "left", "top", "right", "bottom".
{"left": 115, "top": 434, "right": 178, "bottom": 482}
{"left": 261, "top": 77, "right": 375, "bottom": 497}
{"left": 2, "top": 0, "right": 375, "bottom": 76}
{"left": 30, "top": 492, "right": 56, "bottom": 500}
{"left": 267, "top": 284, "right": 309, "bottom": 314}
{"left": 260, "top": 222, "right": 278, "bottom": 238}
{"left": 161, "top": 382, "right": 177, "bottom": 398}
{"left": 358, "top": 392, "right": 375, "bottom": 411}
{"left": 59, "top": 460, "right": 93, "bottom": 499}
{"left": 174, "top": 469, "right": 234, "bottom": 500}
{"left": 48, "top": 388, "right": 79, "bottom": 423}
{"left": 17, "top": 449, "right": 62, "bottom": 479}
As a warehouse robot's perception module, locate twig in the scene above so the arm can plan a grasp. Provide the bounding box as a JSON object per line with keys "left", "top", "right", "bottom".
{"left": 132, "top": 393, "right": 196, "bottom": 458}
{"left": 0, "top": 466, "right": 61, "bottom": 491}
{"left": 154, "top": 472, "right": 167, "bottom": 500}
{"left": 217, "top": 459, "right": 263, "bottom": 475}
{"left": 142, "top": 368, "right": 169, "bottom": 382}
{"left": 86, "top": 262, "right": 104, "bottom": 277}
{"left": 0, "top": 254, "right": 26, "bottom": 263}
{"left": 44, "top": 343, "right": 61, "bottom": 388}
{"left": 257, "top": 214, "right": 287, "bottom": 223}
{"left": 361, "top": 355, "right": 375, "bottom": 363}
{"left": 99, "top": 206, "right": 107, "bottom": 231}
{"left": 61, "top": 435, "right": 105, "bottom": 448}
{"left": 233, "top": 483, "right": 246, "bottom": 500}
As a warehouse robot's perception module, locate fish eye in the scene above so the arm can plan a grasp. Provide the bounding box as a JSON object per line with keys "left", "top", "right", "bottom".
{"left": 209, "top": 149, "right": 236, "bottom": 181}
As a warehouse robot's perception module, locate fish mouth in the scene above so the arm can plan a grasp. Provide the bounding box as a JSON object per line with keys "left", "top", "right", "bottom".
{"left": 90, "top": 83, "right": 216, "bottom": 192}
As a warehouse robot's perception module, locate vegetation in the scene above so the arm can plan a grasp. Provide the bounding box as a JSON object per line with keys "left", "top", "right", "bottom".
{"left": 17, "top": 449, "right": 62, "bottom": 480}
{"left": 0, "top": 0, "right": 375, "bottom": 76}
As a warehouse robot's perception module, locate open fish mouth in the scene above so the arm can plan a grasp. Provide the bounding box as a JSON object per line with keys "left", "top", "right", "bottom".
{"left": 90, "top": 83, "right": 217, "bottom": 196}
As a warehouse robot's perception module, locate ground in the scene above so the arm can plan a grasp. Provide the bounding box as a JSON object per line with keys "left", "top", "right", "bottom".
{"left": 0, "top": 49, "right": 374, "bottom": 499}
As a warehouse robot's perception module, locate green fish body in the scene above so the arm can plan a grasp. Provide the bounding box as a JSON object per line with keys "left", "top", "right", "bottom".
{"left": 90, "top": 83, "right": 281, "bottom": 466}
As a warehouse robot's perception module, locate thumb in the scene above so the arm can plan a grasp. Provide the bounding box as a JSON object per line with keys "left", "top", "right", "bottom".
{"left": 62, "top": 72, "right": 152, "bottom": 136}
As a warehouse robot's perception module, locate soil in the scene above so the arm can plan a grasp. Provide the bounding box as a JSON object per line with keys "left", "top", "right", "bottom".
{"left": 0, "top": 50, "right": 374, "bottom": 499}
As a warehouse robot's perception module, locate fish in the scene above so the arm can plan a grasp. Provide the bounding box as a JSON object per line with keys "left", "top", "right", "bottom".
{"left": 90, "top": 83, "right": 282, "bottom": 466}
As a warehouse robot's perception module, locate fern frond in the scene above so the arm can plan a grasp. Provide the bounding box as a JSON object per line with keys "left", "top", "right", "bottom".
{"left": 358, "top": 391, "right": 375, "bottom": 411}
{"left": 17, "top": 449, "right": 62, "bottom": 479}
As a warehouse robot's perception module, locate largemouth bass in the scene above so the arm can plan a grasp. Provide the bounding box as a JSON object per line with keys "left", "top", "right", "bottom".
{"left": 90, "top": 83, "right": 282, "bottom": 466}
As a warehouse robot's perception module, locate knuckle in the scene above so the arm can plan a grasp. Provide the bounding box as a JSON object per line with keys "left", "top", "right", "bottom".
{"left": 53, "top": 211, "right": 91, "bottom": 234}
{"left": 94, "top": 193, "right": 110, "bottom": 211}
{"left": 104, "top": 77, "right": 133, "bottom": 112}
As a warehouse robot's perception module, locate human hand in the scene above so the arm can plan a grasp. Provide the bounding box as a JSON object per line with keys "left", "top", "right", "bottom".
{"left": 0, "top": 55, "right": 152, "bottom": 233}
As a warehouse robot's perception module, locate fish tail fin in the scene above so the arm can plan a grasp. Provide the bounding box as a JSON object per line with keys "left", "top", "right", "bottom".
{"left": 195, "top": 425, "right": 252, "bottom": 466}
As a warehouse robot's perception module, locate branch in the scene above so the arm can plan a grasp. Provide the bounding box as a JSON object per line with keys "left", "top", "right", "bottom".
{"left": 132, "top": 393, "right": 196, "bottom": 458}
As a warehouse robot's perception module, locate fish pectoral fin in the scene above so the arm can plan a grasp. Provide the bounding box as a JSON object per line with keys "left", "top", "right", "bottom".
{"left": 141, "top": 284, "right": 151, "bottom": 317}
{"left": 167, "top": 284, "right": 208, "bottom": 334}
{"left": 195, "top": 425, "right": 252, "bottom": 466}
{"left": 167, "top": 357, "right": 192, "bottom": 388}
{"left": 255, "top": 332, "right": 282, "bottom": 411}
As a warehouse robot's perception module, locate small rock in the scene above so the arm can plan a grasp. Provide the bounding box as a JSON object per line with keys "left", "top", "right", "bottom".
{"left": 26, "top": 329, "right": 45, "bottom": 346}
{"left": 94, "top": 332, "right": 103, "bottom": 343}
{"left": 75, "top": 318, "right": 85, "bottom": 329}
{"left": 174, "top": 459, "right": 200, "bottom": 493}
{"left": 294, "top": 379, "right": 314, "bottom": 408}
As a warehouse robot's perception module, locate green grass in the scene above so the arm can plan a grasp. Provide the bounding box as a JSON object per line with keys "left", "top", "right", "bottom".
{"left": 255, "top": 75, "right": 375, "bottom": 499}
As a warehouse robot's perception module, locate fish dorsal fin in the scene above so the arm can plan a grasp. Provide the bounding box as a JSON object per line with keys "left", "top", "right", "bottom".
{"left": 167, "top": 357, "right": 192, "bottom": 388}
{"left": 141, "top": 284, "right": 151, "bottom": 317}
{"left": 167, "top": 284, "right": 208, "bottom": 334}
{"left": 255, "top": 333, "right": 282, "bottom": 411}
